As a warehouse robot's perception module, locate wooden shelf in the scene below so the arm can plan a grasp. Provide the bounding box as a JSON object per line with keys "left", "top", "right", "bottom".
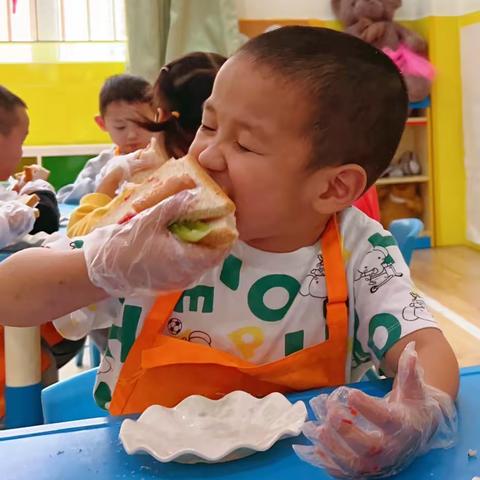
{"left": 406, "top": 117, "right": 427, "bottom": 125}
{"left": 376, "top": 175, "right": 429, "bottom": 186}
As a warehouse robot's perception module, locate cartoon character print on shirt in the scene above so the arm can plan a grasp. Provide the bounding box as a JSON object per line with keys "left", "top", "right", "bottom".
{"left": 402, "top": 292, "right": 433, "bottom": 322}
{"left": 300, "top": 255, "right": 327, "bottom": 299}
{"left": 167, "top": 317, "right": 212, "bottom": 346}
{"left": 69, "top": 239, "right": 84, "bottom": 250}
{"left": 355, "top": 233, "right": 403, "bottom": 293}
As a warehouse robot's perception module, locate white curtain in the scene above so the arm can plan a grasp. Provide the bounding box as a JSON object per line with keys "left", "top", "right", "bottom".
{"left": 125, "top": 0, "right": 243, "bottom": 83}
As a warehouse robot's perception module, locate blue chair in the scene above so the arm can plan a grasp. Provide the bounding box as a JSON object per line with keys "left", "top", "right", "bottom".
{"left": 389, "top": 218, "right": 424, "bottom": 266}
{"left": 41, "top": 368, "right": 108, "bottom": 423}
{"left": 75, "top": 340, "right": 101, "bottom": 368}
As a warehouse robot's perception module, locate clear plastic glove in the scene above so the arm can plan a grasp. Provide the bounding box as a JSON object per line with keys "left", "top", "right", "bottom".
{"left": 82, "top": 190, "right": 230, "bottom": 297}
{"left": 0, "top": 200, "right": 37, "bottom": 248}
{"left": 20, "top": 179, "right": 55, "bottom": 195}
{"left": 107, "top": 138, "right": 167, "bottom": 184}
{"left": 294, "top": 342, "right": 457, "bottom": 479}
{"left": 12, "top": 165, "right": 51, "bottom": 192}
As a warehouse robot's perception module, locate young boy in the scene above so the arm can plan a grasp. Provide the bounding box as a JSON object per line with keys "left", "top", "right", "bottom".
{"left": 0, "top": 28, "right": 457, "bottom": 477}
{"left": 0, "top": 85, "right": 79, "bottom": 425}
{"left": 0, "top": 85, "right": 59, "bottom": 243}
{"left": 57, "top": 74, "right": 155, "bottom": 204}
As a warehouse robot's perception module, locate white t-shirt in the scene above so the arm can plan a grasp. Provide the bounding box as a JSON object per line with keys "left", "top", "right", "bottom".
{"left": 51, "top": 207, "right": 437, "bottom": 410}
{"left": 56, "top": 147, "right": 116, "bottom": 204}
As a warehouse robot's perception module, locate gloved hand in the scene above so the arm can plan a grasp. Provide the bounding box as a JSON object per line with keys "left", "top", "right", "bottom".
{"left": 294, "top": 342, "right": 457, "bottom": 479}
{"left": 106, "top": 138, "right": 167, "bottom": 184}
{"left": 129, "top": 137, "right": 169, "bottom": 180}
{"left": 20, "top": 179, "right": 55, "bottom": 195}
{"left": 0, "top": 201, "right": 37, "bottom": 248}
{"left": 12, "top": 164, "right": 52, "bottom": 193}
{"left": 82, "top": 189, "right": 230, "bottom": 297}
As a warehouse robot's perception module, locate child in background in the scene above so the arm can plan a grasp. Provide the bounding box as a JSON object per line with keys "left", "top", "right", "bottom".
{"left": 67, "top": 52, "right": 227, "bottom": 237}
{"left": 0, "top": 28, "right": 458, "bottom": 478}
{"left": 56, "top": 74, "right": 155, "bottom": 204}
{"left": 0, "top": 85, "right": 79, "bottom": 425}
{"left": 0, "top": 85, "right": 59, "bottom": 243}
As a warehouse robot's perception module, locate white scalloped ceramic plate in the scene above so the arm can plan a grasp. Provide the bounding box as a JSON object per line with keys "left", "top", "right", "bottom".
{"left": 119, "top": 391, "right": 307, "bottom": 464}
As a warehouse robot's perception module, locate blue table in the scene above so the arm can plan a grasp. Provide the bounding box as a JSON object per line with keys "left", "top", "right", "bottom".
{"left": 1, "top": 368, "right": 479, "bottom": 480}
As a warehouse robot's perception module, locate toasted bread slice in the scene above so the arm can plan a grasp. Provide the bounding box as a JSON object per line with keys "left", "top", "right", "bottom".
{"left": 19, "top": 193, "right": 40, "bottom": 208}
{"left": 24, "top": 165, "right": 50, "bottom": 182}
{"left": 18, "top": 193, "right": 40, "bottom": 218}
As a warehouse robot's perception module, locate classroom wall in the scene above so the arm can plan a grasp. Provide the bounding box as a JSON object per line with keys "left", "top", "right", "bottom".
{"left": 0, "top": 62, "right": 124, "bottom": 145}
{"left": 235, "top": 0, "right": 480, "bottom": 19}
{"left": 459, "top": 12, "right": 480, "bottom": 247}
{"left": 237, "top": 0, "right": 476, "bottom": 247}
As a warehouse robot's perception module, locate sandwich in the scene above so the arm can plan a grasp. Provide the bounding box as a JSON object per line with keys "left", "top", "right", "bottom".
{"left": 14, "top": 165, "right": 50, "bottom": 182}
{"left": 97, "top": 155, "right": 238, "bottom": 249}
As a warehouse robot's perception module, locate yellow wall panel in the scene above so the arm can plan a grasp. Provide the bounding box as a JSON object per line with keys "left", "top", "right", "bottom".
{"left": 424, "top": 16, "right": 466, "bottom": 246}
{"left": 0, "top": 62, "right": 125, "bottom": 145}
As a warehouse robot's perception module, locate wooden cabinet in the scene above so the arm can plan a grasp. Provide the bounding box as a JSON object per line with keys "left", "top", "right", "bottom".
{"left": 377, "top": 113, "right": 434, "bottom": 248}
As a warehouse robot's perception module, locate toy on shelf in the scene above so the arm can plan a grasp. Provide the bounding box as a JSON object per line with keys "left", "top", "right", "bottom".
{"left": 331, "top": 0, "right": 435, "bottom": 102}
{"left": 378, "top": 183, "right": 423, "bottom": 229}
{"left": 382, "top": 150, "right": 422, "bottom": 178}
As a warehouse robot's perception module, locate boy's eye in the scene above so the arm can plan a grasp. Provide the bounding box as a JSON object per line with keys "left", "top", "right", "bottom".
{"left": 236, "top": 141, "right": 261, "bottom": 155}
{"left": 115, "top": 126, "right": 126, "bottom": 131}
{"left": 236, "top": 142, "right": 252, "bottom": 153}
{"left": 201, "top": 123, "right": 216, "bottom": 132}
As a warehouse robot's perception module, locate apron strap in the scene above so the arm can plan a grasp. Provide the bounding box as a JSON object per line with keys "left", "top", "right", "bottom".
{"left": 321, "top": 215, "right": 349, "bottom": 336}
{"left": 141, "top": 216, "right": 349, "bottom": 343}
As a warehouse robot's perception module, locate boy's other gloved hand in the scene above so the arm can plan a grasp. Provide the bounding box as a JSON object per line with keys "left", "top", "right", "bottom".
{"left": 82, "top": 190, "right": 229, "bottom": 297}
{"left": 294, "top": 342, "right": 457, "bottom": 478}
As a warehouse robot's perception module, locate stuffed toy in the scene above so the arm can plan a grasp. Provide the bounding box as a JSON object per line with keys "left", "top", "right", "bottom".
{"left": 331, "top": 0, "right": 435, "bottom": 102}
{"left": 382, "top": 150, "right": 422, "bottom": 178}
{"left": 378, "top": 183, "right": 423, "bottom": 228}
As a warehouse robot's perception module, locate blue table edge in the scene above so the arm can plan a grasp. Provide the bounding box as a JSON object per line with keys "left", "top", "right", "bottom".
{"left": 2, "top": 366, "right": 477, "bottom": 441}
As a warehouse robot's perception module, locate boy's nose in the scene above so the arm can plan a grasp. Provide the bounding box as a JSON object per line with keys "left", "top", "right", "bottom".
{"left": 197, "top": 145, "right": 227, "bottom": 173}
{"left": 127, "top": 128, "right": 138, "bottom": 140}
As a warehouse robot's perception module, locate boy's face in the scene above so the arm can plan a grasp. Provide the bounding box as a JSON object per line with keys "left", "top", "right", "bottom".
{"left": 96, "top": 101, "right": 155, "bottom": 154}
{"left": 0, "top": 106, "right": 29, "bottom": 181}
{"left": 189, "top": 56, "right": 324, "bottom": 252}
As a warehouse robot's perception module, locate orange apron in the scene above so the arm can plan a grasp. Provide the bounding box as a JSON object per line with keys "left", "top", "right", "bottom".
{"left": 0, "top": 323, "right": 64, "bottom": 417}
{"left": 109, "top": 215, "right": 348, "bottom": 415}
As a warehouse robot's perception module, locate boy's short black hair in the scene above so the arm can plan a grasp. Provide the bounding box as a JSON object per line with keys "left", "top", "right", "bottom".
{"left": 0, "top": 85, "right": 27, "bottom": 135}
{"left": 238, "top": 26, "right": 408, "bottom": 187}
{"left": 99, "top": 74, "right": 152, "bottom": 116}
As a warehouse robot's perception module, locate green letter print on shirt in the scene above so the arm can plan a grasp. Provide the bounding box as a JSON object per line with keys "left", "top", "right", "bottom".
{"left": 94, "top": 304, "right": 143, "bottom": 409}
{"left": 109, "top": 304, "right": 142, "bottom": 362}
{"left": 174, "top": 286, "right": 214, "bottom": 313}
{"left": 352, "top": 310, "right": 370, "bottom": 369}
{"left": 220, "top": 254, "right": 242, "bottom": 290}
{"left": 94, "top": 382, "right": 112, "bottom": 410}
{"left": 248, "top": 274, "right": 301, "bottom": 322}
{"left": 285, "top": 330, "right": 304, "bottom": 356}
{"left": 368, "top": 313, "right": 402, "bottom": 359}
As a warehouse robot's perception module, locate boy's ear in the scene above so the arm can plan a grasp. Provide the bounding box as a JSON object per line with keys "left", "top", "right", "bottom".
{"left": 94, "top": 115, "right": 106, "bottom": 131}
{"left": 309, "top": 164, "right": 368, "bottom": 214}
{"left": 156, "top": 107, "right": 169, "bottom": 122}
